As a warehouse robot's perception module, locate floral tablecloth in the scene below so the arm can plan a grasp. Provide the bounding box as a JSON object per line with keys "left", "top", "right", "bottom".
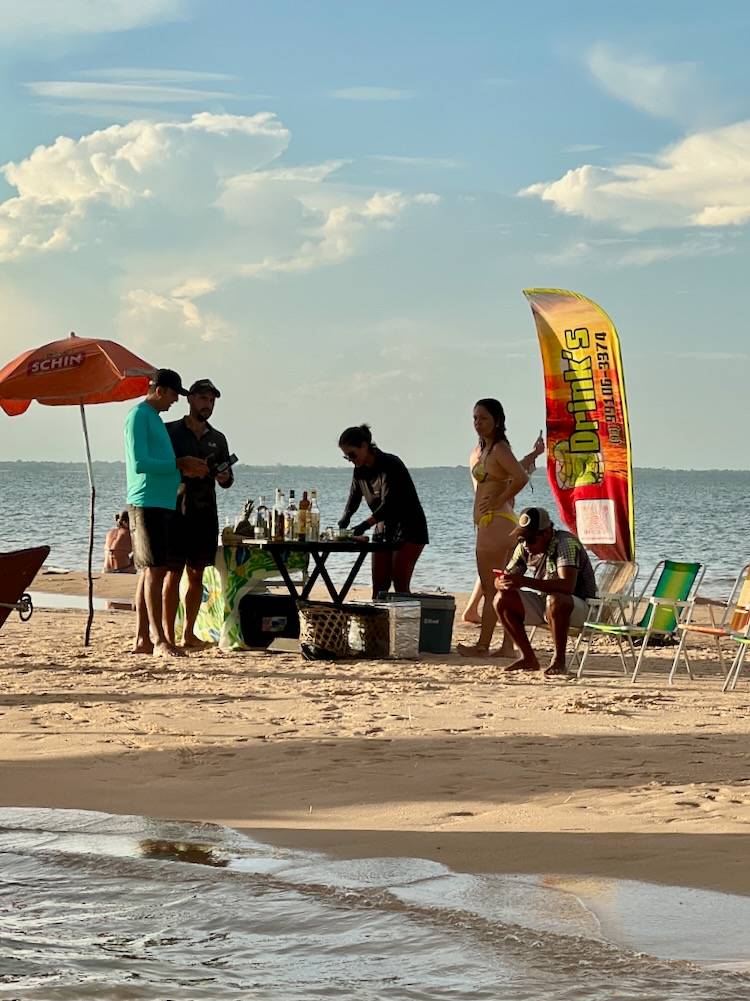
{"left": 176, "top": 545, "right": 308, "bottom": 651}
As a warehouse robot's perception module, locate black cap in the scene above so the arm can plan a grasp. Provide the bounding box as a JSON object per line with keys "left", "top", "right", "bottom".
{"left": 187, "top": 378, "right": 221, "bottom": 398}
{"left": 153, "top": 368, "right": 187, "bottom": 396}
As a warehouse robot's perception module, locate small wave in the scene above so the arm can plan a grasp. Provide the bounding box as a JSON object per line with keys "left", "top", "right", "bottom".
{"left": 1, "top": 808, "right": 749, "bottom": 1000}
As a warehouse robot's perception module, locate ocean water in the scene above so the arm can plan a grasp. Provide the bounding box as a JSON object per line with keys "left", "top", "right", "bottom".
{"left": 1, "top": 463, "right": 748, "bottom": 597}
{"left": 1, "top": 808, "right": 749, "bottom": 1000}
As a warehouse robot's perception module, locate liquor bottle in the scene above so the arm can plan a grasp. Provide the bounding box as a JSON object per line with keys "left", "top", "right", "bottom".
{"left": 272, "top": 488, "right": 286, "bottom": 542}
{"left": 285, "top": 489, "right": 297, "bottom": 541}
{"left": 309, "top": 490, "right": 320, "bottom": 542}
{"left": 256, "top": 494, "right": 269, "bottom": 540}
{"left": 297, "top": 490, "right": 311, "bottom": 541}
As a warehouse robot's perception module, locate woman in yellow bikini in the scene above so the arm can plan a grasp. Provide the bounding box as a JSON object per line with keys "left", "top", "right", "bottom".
{"left": 461, "top": 431, "right": 544, "bottom": 626}
{"left": 457, "top": 399, "right": 539, "bottom": 658}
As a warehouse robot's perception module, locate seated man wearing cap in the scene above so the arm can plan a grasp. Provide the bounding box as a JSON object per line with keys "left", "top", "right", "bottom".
{"left": 125, "top": 369, "right": 209, "bottom": 657}
{"left": 163, "top": 379, "right": 235, "bottom": 648}
{"left": 493, "top": 507, "right": 597, "bottom": 677}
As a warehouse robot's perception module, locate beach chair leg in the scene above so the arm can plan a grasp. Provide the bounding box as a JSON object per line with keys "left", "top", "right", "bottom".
{"left": 624, "top": 634, "right": 638, "bottom": 672}
{"left": 614, "top": 637, "right": 629, "bottom": 676}
{"left": 724, "top": 645, "right": 747, "bottom": 692}
{"left": 630, "top": 630, "right": 652, "bottom": 684}
{"left": 668, "top": 630, "right": 691, "bottom": 685}
{"left": 575, "top": 629, "right": 598, "bottom": 678}
{"left": 569, "top": 628, "right": 586, "bottom": 675}
{"left": 668, "top": 643, "right": 682, "bottom": 686}
{"left": 715, "top": 637, "right": 725, "bottom": 673}
{"left": 683, "top": 648, "right": 694, "bottom": 680}
{"left": 722, "top": 650, "right": 736, "bottom": 692}
{"left": 732, "top": 647, "right": 747, "bottom": 690}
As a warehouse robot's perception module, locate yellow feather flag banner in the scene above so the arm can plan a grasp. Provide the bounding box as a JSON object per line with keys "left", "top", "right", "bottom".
{"left": 523, "top": 288, "right": 635, "bottom": 561}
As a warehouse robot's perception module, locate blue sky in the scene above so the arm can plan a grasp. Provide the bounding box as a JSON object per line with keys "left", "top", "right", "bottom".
{"left": 0, "top": 0, "right": 748, "bottom": 468}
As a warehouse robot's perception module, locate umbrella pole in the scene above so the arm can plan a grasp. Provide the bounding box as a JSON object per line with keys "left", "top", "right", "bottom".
{"left": 80, "top": 403, "right": 96, "bottom": 647}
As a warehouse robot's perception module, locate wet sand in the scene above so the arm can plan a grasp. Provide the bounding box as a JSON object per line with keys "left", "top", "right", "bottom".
{"left": 2, "top": 577, "right": 750, "bottom": 898}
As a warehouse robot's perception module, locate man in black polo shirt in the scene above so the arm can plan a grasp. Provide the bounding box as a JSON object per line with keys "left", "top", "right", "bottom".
{"left": 163, "top": 379, "right": 235, "bottom": 647}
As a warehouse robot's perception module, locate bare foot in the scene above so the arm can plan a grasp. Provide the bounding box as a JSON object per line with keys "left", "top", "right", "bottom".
{"left": 182, "top": 635, "right": 213, "bottom": 650}
{"left": 456, "top": 643, "right": 490, "bottom": 658}
{"left": 153, "top": 642, "right": 186, "bottom": 659}
{"left": 132, "top": 641, "right": 154, "bottom": 655}
{"left": 461, "top": 613, "right": 482, "bottom": 626}
{"left": 504, "top": 654, "right": 541, "bottom": 673}
{"left": 544, "top": 661, "right": 569, "bottom": 678}
{"left": 491, "top": 639, "right": 516, "bottom": 658}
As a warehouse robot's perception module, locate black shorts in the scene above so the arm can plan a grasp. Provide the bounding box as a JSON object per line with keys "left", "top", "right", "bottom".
{"left": 170, "top": 510, "right": 219, "bottom": 570}
{"left": 129, "top": 506, "right": 180, "bottom": 571}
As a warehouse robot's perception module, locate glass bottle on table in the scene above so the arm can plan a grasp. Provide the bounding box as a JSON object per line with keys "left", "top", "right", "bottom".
{"left": 256, "top": 494, "right": 269, "bottom": 540}
{"left": 297, "top": 490, "right": 310, "bottom": 541}
{"left": 285, "top": 489, "right": 297, "bottom": 541}
{"left": 308, "top": 490, "right": 320, "bottom": 542}
{"left": 272, "top": 488, "right": 286, "bottom": 542}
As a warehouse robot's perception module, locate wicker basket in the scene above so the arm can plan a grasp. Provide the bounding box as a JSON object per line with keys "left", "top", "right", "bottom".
{"left": 298, "top": 601, "right": 351, "bottom": 659}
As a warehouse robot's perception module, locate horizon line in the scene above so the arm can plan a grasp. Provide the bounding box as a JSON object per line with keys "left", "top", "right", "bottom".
{"left": 1, "top": 460, "right": 749, "bottom": 474}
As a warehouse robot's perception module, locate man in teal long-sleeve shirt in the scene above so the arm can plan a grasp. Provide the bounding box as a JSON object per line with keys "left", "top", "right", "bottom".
{"left": 124, "top": 369, "right": 208, "bottom": 657}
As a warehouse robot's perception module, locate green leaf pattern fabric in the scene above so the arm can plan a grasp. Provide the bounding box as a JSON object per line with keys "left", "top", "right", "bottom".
{"left": 176, "top": 545, "right": 308, "bottom": 650}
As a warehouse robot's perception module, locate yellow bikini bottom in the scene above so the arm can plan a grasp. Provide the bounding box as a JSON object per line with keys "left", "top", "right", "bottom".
{"left": 476, "top": 510, "right": 518, "bottom": 530}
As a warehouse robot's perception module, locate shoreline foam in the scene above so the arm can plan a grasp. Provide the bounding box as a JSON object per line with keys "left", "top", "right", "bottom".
{"left": 2, "top": 600, "right": 750, "bottom": 913}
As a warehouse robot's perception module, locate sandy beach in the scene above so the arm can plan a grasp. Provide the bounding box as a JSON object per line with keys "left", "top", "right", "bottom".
{"left": 3, "top": 571, "right": 750, "bottom": 900}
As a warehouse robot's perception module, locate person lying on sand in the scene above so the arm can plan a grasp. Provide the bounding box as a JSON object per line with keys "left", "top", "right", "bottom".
{"left": 492, "top": 507, "right": 596, "bottom": 677}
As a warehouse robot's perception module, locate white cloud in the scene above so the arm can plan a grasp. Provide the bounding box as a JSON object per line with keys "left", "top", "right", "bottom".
{"left": 120, "top": 287, "right": 232, "bottom": 346}
{"left": 238, "top": 191, "right": 440, "bottom": 277}
{"left": 539, "top": 233, "right": 730, "bottom": 268}
{"left": 563, "top": 144, "right": 603, "bottom": 154}
{"left": 586, "top": 44, "right": 707, "bottom": 123}
{"left": 0, "top": 0, "right": 186, "bottom": 39}
{"left": 521, "top": 119, "right": 750, "bottom": 231}
{"left": 78, "top": 68, "right": 236, "bottom": 83}
{"left": 370, "top": 155, "right": 464, "bottom": 169}
{"left": 0, "top": 111, "right": 438, "bottom": 344}
{"left": 1, "top": 112, "right": 288, "bottom": 243}
{"left": 26, "top": 81, "right": 241, "bottom": 103}
{"left": 329, "top": 87, "right": 415, "bottom": 101}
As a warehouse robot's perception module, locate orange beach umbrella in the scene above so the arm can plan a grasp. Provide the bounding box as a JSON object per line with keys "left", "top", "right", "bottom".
{"left": 0, "top": 333, "right": 155, "bottom": 645}
{"left": 0, "top": 334, "right": 153, "bottom": 414}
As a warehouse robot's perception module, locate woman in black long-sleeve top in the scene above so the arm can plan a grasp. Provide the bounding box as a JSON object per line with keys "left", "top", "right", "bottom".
{"left": 338, "top": 424, "right": 428, "bottom": 598}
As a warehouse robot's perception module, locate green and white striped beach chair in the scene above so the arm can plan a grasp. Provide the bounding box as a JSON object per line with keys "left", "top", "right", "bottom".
{"left": 575, "top": 559, "right": 704, "bottom": 683}
{"left": 569, "top": 560, "right": 638, "bottom": 675}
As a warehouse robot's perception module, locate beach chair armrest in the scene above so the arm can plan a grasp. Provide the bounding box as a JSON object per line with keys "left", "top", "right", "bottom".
{"left": 647, "top": 596, "right": 691, "bottom": 609}
{"left": 586, "top": 592, "right": 633, "bottom": 625}
{"left": 646, "top": 595, "right": 694, "bottom": 624}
